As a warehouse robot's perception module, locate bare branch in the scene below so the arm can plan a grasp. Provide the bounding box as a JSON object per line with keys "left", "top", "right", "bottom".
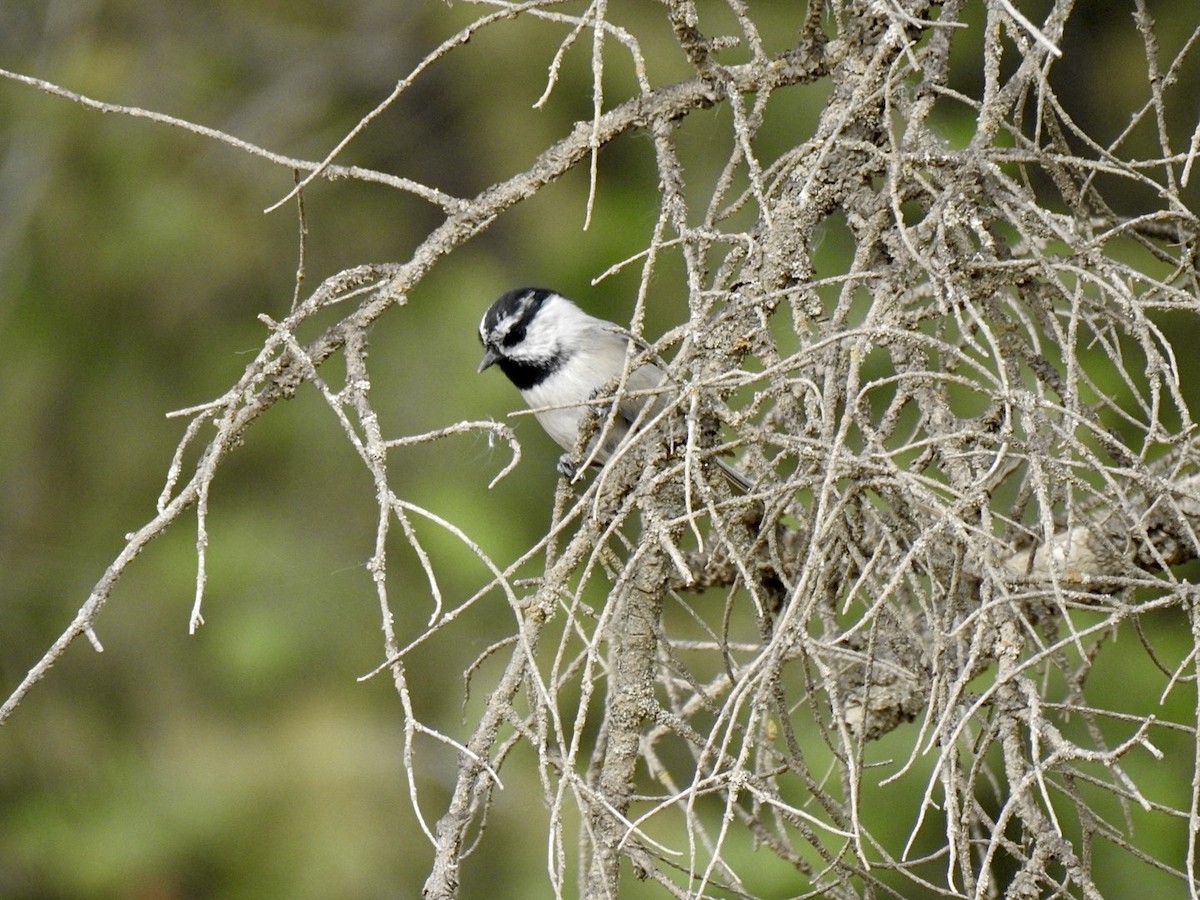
{"left": 9, "top": 1, "right": 1200, "bottom": 897}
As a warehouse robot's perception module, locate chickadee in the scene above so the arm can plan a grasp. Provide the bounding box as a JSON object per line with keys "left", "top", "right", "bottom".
{"left": 478, "top": 286, "right": 749, "bottom": 490}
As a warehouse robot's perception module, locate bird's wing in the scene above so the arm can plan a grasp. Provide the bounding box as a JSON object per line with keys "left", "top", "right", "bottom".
{"left": 619, "top": 360, "right": 671, "bottom": 425}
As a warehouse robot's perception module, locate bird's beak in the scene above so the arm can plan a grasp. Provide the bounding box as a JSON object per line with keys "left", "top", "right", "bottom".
{"left": 478, "top": 346, "right": 501, "bottom": 373}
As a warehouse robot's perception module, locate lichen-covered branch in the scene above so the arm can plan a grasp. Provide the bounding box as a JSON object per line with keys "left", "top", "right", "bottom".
{"left": 8, "top": 1, "right": 1200, "bottom": 897}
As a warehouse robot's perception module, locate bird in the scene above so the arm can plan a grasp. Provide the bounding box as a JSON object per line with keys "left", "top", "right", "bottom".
{"left": 477, "top": 286, "right": 750, "bottom": 490}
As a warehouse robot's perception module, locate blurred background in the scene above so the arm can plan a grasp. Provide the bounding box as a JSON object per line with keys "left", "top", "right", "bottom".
{"left": 1, "top": 2, "right": 1197, "bottom": 897}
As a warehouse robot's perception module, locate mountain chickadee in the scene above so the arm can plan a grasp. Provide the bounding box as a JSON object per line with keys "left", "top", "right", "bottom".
{"left": 478, "top": 286, "right": 749, "bottom": 490}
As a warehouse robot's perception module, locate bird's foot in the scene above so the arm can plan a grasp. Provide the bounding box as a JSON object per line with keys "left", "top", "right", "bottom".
{"left": 556, "top": 455, "right": 581, "bottom": 481}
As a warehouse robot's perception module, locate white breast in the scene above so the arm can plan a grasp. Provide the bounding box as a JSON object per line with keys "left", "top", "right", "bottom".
{"left": 521, "top": 331, "right": 667, "bottom": 463}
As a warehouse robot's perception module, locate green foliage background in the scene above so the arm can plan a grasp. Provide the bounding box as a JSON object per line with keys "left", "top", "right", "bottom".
{"left": 1, "top": 2, "right": 1196, "bottom": 897}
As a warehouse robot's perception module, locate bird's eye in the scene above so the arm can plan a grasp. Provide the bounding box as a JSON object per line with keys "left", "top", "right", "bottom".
{"left": 505, "top": 325, "right": 526, "bottom": 346}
